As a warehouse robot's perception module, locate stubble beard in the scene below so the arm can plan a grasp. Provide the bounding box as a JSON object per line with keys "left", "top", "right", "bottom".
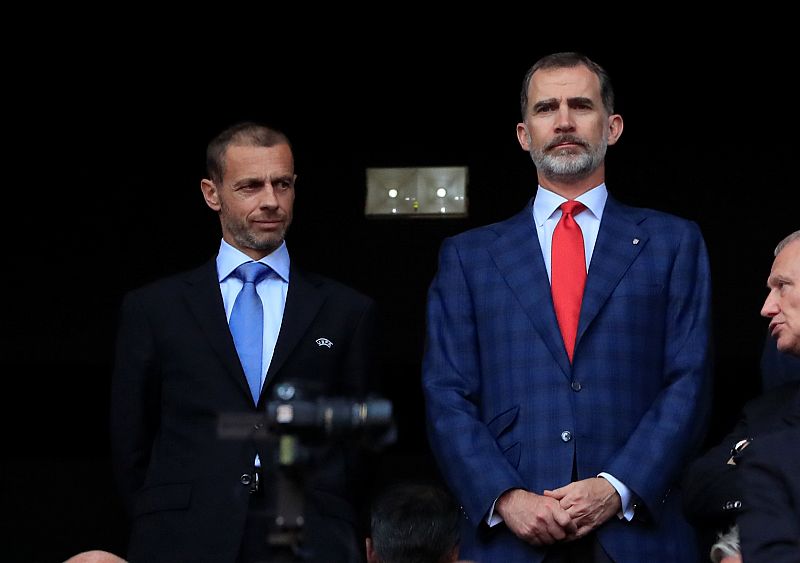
{"left": 221, "top": 211, "right": 291, "bottom": 256}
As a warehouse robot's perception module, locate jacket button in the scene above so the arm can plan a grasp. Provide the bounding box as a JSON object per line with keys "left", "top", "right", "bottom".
{"left": 571, "top": 381, "right": 582, "bottom": 391}
{"left": 240, "top": 473, "right": 252, "bottom": 485}
{"left": 561, "top": 431, "right": 572, "bottom": 442}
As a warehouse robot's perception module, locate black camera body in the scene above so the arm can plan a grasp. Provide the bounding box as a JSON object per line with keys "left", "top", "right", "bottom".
{"left": 217, "top": 382, "right": 395, "bottom": 560}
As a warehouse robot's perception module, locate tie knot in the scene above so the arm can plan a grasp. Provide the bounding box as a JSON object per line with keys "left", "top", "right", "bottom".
{"left": 234, "top": 262, "right": 270, "bottom": 284}
{"left": 560, "top": 200, "right": 586, "bottom": 217}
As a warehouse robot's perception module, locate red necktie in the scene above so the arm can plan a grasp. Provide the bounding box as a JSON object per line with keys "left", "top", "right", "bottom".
{"left": 551, "top": 201, "right": 587, "bottom": 363}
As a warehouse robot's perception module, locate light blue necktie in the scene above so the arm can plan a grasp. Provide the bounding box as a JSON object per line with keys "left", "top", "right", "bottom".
{"left": 229, "top": 262, "right": 270, "bottom": 403}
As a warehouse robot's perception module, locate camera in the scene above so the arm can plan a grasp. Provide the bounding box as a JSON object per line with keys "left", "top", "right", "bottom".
{"left": 217, "top": 383, "right": 395, "bottom": 560}
{"left": 217, "top": 382, "right": 394, "bottom": 443}
{"left": 266, "top": 383, "right": 393, "bottom": 435}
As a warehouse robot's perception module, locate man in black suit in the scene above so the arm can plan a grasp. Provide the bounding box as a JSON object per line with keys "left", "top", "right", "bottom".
{"left": 681, "top": 378, "right": 800, "bottom": 553}
{"left": 737, "top": 231, "right": 800, "bottom": 561}
{"left": 683, "top": 231, "right": 800, "bottom": 555}
{"left": 111, "top": 122, "right": 379, "bottom": 562}
{"left": 737, "top": 425, "right": 800, "bottom": 562}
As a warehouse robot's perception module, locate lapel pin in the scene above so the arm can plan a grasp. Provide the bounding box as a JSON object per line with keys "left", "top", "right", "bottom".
{"left": 315, "top": 337, "right": 333, "bottom": 348}
{"left": 632, "top": 238, "right": 640, "bottom": 245}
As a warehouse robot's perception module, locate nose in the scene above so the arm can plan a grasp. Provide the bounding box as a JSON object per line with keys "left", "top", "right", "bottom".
{"left": 554, "top": 104, "right": 575, "bottom": 133}
{"left": 259, "top": 185, "right": 279, "bottom": 209}
{"left": 761, "top": 290, "right": 779, "bottom": 318}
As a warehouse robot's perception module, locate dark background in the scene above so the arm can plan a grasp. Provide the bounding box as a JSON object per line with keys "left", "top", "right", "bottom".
{"left": 3, "top": 34, "right": 798, "bottom": 561}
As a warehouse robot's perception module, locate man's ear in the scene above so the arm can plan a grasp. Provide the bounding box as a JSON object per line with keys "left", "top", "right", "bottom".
{"left": 516, "top": 123, "right": 532, "bottom": 151}
{"left": 607, "top": 114, "right": 624, "bottom": 146}
{"left": 200, "top": 179, "right": 221, "bottom": 211}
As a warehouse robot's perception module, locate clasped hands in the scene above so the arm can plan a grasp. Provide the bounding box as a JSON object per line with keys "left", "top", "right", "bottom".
{"left": 495, "top": 478, "right": 621, "bottom": 546}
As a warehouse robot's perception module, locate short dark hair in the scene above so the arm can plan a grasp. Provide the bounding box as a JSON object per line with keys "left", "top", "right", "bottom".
{"left": 370, "top": 483, "right": 460, "bottom": 563}
{"left": 520, "top": 51, "right": 615, "bottom": 119}
{"left": 205, "top": 122, "right": 292, "bottom": 185}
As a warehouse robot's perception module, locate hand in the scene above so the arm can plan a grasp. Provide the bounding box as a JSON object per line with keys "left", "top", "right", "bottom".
{"left": 495, "top": 488, "right": 577, "bottom": 545}
{"left": 543, "top": 478, "right": 621, "bottom": 538}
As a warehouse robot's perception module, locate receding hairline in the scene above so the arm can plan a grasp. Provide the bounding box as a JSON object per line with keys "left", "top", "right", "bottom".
{"left": 519, "top": 51, "right": 615, "bottom": 119}
{"left": 775, "top": 230, "right": 800, "bottom": 256}
{"left": 205, "top": 122, "right": 293, "bottom": 185}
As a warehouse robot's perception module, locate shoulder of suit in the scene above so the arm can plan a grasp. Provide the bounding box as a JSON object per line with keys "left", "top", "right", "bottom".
{"left": 610, "top": 198, "right": 700, "bottom": 232}
{"left": 445, "top": 206, "right": 530, "bottom": 246}
{"left": 295, "top": 269, "right": 375, "bottom": 305}
{"left": 124, "top": 258, "right": 215, "bottom": 297}
{"left": 743, "top": 382, "right": 800, "bottom": 417}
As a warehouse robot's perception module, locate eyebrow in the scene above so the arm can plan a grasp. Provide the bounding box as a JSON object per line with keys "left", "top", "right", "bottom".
{"left": 532, "top": 96, "right": 595, "bottom": 113}
{"left": 269, "top": 174, "right": 295, "bottom": 184}
{"left": 232, "top": 174, "right": 294, "bottom": 189}
{"left": 767, "top": 273, "right": 792, "bottom": 287}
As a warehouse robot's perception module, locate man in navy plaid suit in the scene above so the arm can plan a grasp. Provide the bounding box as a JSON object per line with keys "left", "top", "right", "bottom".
{"left": 422, "top": 52, "right": 712, "bottom": 562}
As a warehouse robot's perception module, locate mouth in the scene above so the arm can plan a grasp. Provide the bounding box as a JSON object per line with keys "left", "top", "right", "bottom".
{"left": 546, "top": 137, "right": 587, "bottom": 152}
{"left": 253, "top": 218, "right": 284, "bottom": 229}
{"left": 769, "top": 322, "right": 783, "bottom": 337}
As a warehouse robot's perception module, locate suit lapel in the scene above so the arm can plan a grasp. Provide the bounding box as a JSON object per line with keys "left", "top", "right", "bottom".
{"left": 263, "top": 266, "right": 325, "bottom": 397}
{"left": 577, "top": 197, "right": 647, "bottom": 346}
{"left": 489, "top": 202, "right": 572, "bottom": 378}
{"left": 182, "top": 260, "right": 252, "bottom": 400}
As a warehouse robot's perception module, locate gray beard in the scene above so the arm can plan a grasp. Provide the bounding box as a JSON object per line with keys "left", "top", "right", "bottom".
{"left": 531, "top": 136, "right": 608, "bottom": 182}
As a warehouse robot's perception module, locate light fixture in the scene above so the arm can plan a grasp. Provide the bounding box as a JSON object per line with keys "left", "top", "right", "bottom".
{"left": 365, "top": 166, "right": 468, "bottom": 217}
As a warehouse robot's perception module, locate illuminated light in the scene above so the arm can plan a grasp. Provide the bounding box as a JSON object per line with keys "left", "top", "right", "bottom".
{"left": 365, "top": 166, "right": 468, "bottom": 217}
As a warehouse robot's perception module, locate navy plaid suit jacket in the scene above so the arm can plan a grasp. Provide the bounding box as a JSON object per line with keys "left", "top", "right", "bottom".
{"left": 423, "top": 196, "right": 712, "bottom": 562}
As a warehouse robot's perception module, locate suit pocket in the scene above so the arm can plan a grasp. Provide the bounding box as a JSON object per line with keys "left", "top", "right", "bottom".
{"left": 133, "top": 482, "right": 192, "bottom": 516}
{"left": 487, "top": 406, "right": 520, "bottom": 468}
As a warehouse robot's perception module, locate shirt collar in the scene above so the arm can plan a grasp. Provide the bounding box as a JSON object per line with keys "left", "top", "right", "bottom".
{"left": 216, "top": 239, "right": 291, "bottom": 283}
{"left": 532, "top": 183, "right": 608, "bottom": 227}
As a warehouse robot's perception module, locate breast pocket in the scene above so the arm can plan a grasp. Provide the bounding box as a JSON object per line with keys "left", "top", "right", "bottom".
{"left": 487, "top": 405, "right": 520, "bottom": 468}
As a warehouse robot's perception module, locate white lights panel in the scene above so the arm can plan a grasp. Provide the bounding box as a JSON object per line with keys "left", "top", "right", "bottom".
{"left": 365, "top": 166, "right": 468, "bottom": 217}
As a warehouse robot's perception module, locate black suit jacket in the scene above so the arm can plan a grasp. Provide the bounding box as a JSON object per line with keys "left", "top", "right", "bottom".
{"left": 110, "top": 258, "right": 379, "bottom": 563}
{"left": 682, "top": 382, "right": 800, "bottom": 548}
{"left": 738, "top": 426, "right": 800, "bottom": 563}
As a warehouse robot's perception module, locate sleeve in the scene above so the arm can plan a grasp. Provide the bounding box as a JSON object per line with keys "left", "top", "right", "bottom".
{"left": 421, "top": 238, "right": 527, "bottom": 526}
{"left": 605, "top": 220, "right": 714, "bottom": 521}
{"left": 109, "top": 292, "right": 161, "bottom": 515}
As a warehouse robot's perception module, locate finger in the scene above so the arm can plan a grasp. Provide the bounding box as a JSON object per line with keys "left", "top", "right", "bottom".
{"left": 542, "top": 488, "right": 561, "bottom": 499}
{"left": 553, "top": 506, "right": 576, "bottom": 531}
{"left": 574, "top": 523, "right": 594, "bottom": 538}
{"left": 541, "top": 519, "right": 569, "bottom": 544}
{"left": 565, "top": 503, "right": 585, "bottom": 518}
